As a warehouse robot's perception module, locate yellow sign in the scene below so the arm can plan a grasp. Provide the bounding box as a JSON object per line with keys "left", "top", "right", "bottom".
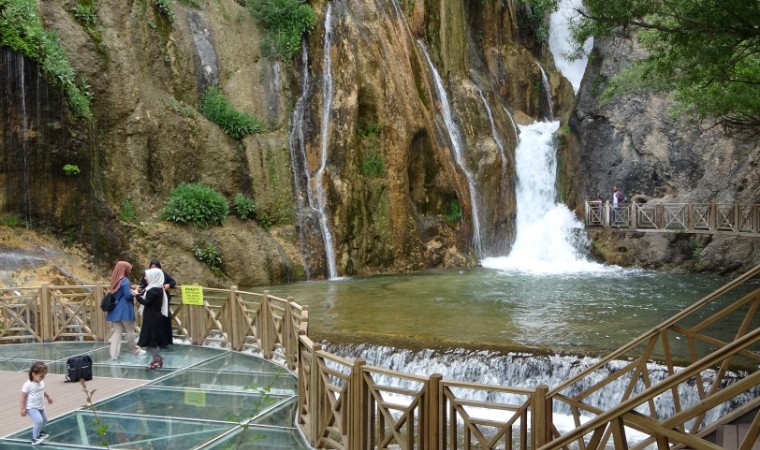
{"left": 184, "top": 390, "right": 206, "bottom": 407}
{"left": 182, "top": 285, "right": 204, "bottom": 305}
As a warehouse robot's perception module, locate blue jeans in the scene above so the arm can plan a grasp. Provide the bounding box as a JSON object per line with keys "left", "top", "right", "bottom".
{"left": 27, "top": 408, "right": 48, "bottom": 439}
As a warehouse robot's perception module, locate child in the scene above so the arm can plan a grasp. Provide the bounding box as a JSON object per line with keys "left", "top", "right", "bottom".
{"left": 20, "top": 361, "right": 54, "bottom": 445}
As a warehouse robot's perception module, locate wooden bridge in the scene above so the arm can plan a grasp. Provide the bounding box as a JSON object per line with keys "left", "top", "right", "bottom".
{"left": 3, "top": 265, "right": 760, "bottom": 449}
{"left": 585, "top": 201, "right": 760, "bottom": 236}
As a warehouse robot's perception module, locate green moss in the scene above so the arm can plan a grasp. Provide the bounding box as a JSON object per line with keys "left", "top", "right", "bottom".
{"left": 0, "top": 0, "right": 93, "bottom": 117}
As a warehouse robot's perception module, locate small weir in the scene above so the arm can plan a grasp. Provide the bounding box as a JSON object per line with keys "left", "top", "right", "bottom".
{"left": 418, "top": 41, "right": 484, "bottom": 257}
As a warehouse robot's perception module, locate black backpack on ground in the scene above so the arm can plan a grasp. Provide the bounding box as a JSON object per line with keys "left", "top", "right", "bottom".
{"left": 65, "top": 354, "right": 93, "bottom": 383}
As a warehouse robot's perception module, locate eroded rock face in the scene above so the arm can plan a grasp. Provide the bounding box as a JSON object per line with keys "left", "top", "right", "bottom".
{"left": 1, "top": 0, "right": 575, "bottom": 286}
{"left": 563, "top": 32, "right": 760, "bottom": 273}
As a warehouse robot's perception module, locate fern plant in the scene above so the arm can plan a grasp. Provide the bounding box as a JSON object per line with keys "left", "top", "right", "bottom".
{"left": 200, "top": 86, "right": 263, "bottom": 140}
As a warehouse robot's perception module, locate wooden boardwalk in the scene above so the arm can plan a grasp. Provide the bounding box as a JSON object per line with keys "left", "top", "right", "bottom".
{"left": 0, "top": 370, "right": 148, "bottom": 439}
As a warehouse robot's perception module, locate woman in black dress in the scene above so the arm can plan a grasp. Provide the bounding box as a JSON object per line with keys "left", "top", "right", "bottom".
{"left": 131, "top": 268, "right": 169, "bottom": 368}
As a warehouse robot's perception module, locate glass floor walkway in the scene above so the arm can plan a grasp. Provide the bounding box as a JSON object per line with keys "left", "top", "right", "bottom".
{"left": 0, "top": 342, "right": 312, "bottom": 449}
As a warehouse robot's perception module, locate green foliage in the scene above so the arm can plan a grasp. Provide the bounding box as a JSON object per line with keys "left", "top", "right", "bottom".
{"left": 560, "top": 124, "right": 571, "bottom": 135}
{"left": 177, "top": 0, "right": 199, "bottom": 7}
{"left": 73, "top": 2, "right": 97, "bottom": 25}
{"left": 362, "top": 148, "right": 385, "bottom": 178}
{"left": 164, "top": 97, "right": 196, "bottom": 118}
{"left": 200, "top": 86, "right": 263, "bottom": 140}
{"left": 257, "top": 212, "right": 272, "bottom": 230}
{"left": 0, "top": 215, "right": 27, "bottom": 228}
{"left": 516, "top": 0, "right": 558, "bottom": 45}
{"left": 444, "top": 200, "right": 462, "bottom": 223}
{"left": 80, "top": 380, "right": 110, "bottom": 448}
{"left": 119, "top": 200, "right": 138, "bottom": 223}
{"left": 155, "top": 0, "right": 175, "bottom": 22}
{"left": 163, "top": 182, "right": 229, "bottom": 228}
{"left": 569, "top": 0, "right": 760, "bottom": 131}
{"left": 246, "top": 0, "right": 316, "bottom": 60}
{"left": 0, "top": 0, "right": 92, "bottom": 117}
{"left": 357, "top": 123, "right": 381, "bottom": 138}
{"left": 193, "top": 239, "right": 223, "bottom": 273}
{"left": 63, "top": 164, "right": 81, "bottom": 176}
{"left": 233, "top": 193, "right": 256, "bottom": 219}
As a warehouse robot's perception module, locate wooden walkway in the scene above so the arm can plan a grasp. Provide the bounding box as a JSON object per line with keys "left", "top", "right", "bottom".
{"left": 0, "top": 370, "right": 148, "bottom": 439}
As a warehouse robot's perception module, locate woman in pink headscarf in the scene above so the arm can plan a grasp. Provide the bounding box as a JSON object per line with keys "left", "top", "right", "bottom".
{"left": 106, "top": 261, "right": 145, "bottom": 359}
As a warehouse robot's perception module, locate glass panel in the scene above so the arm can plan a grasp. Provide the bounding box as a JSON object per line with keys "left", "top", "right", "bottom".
{"left": 202, "top": 425, "right": 312, "bottom": 449}
{"left": 249, "top": 398, "right": 298, "bottom": 427}
{"left": 44, "top": 361, "right": 174, "bottom": 380}
{"left": 0, "top": 440, "right": 93, "bottom": 449}
{"left": 154, "top": 370, "right": 297, "bottom": 395}
{"left": 8, "top": 411, "right": 233, "bottom": 449}
{"left": 194, "top": 352, "right": 283, "bottom": 374}
{"left": 0, "top": 342, "right": 106, "bottom": 360}
{"left": 0, "top": 358, "right": 45, "bottom": 372}
{"left": 96, "top": 387, "right": 293, "bottom": 423}
{"left": 86, "top": 345, "right": 226, "bottom": 368}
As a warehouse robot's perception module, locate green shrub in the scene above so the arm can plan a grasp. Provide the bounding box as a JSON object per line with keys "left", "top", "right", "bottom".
{"left": 177, "top": 0, "right": 199, "bottom": 7}
{"left": 516, "top": 0, "right": 558, "bottom": 45}
{"left": 193, "top": 239, "right": 223, "bottom": 273}
{"left": 63, "top": 164, "right": 80, "bottom": 176}
{"left": 163, "top": 182, "right": 229, "bottom": 228}
{"left": 233, "top": 193, "right": 256, "bottom": 220}
{"left": 73, "top": 2, "right": 97, "bottom": 25}
{"left": 119, "top": 200, "right": 137, "bottom": 223}
{"left": 362, "top": 148, "right": 385, "bottom": 178}
{"left": 444, "top": 200, "right": 462, "bottom": 223}
{"left": 155, "top": 0, "right": 175, "bottom": 21}
{"left": 257, "top": 212, "right": 272, "bottom": 230}
{"left": 200, "top": 86, "right": 263, "bottom": 140}
{"left": 357, "top": 124, "right": 381, "bottom": 138}
{"left": 247, "top": 0, "right": 316, "bottom": 60}
{"left": 0, "top": 216, "right": 27, "bottom": 228}
{"left": 0, "top": 0, "right": 92, "bottom": 117}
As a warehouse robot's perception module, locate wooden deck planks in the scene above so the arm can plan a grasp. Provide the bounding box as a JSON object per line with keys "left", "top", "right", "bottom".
{"left": 0, "top": 370, "right": 148, "bottom": 439}
{"left": 719, "top": 424, "right": 760, "bottom": 450}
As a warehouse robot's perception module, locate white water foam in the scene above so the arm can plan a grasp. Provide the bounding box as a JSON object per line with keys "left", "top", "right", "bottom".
{"left": 481, "top": 121, "right": 615, "bottom": 274}
{"left": 549, "top": 0, "right": 593, "bottom": 94}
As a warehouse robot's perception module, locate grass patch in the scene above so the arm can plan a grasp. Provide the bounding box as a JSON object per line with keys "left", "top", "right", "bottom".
{"left": 0, "top": 0, "right": 93, "bottom": 117}
{"left": 200, "top": 86, "right": 263, "bottom": 140}
{"left": 246, "top": 0, "right": 316, "bottom": 60}
{"left": 444, "top": 200, "right": 462, "bottom": 223}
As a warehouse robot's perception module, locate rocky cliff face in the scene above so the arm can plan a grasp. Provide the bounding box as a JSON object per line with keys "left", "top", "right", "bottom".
{"left": 562, "top": 31, "right": 760, "bottom": 273}
{"left": 0, "top": 0, "right": 576, "bottom": 287}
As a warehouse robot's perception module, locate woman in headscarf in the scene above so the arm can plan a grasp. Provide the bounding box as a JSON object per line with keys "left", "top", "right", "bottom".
{"left": 107, "top": 261, "right": 145, "bottom": 359}
{"left": 138, "top": 259, "right": 176, "bottom": 346}
{"left": 132, "top": 268, "right": 170, "bottom": 368}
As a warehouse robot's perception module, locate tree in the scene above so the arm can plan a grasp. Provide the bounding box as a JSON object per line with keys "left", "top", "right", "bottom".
{"left": 569, "top": 0, "right": 760, "bottom": 133}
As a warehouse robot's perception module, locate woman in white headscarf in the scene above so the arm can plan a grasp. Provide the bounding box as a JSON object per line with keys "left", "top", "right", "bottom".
{"left": 131, "top": 268, "right": 169, "bottom": 368}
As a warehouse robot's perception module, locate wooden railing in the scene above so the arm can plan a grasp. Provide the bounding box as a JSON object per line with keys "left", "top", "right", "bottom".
{"left": 585, "top": 201, "right": 760, "bottom": 236}
{"left": 3, "top": 266, "right": 760, "bottom": 449}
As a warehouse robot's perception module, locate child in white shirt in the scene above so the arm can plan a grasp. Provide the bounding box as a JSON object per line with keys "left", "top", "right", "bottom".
{"left": 20, "top": 361, "right": 54, "bottom": 445}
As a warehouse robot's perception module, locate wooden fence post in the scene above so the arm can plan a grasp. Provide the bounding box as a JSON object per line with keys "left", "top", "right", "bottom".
{"left": 262, "top": 290, "right": 273, "bottom": 359}
{"left": 188, "top": 284, "right": 204, "bottom": 346}
{"left": 604, "top": 201, "right": 610, "bottom": 228}
{"left": 310, "top": 342, "right": 322, "bottom": 447}
{"left": 426, "top": 374, "right": 442, "bottom": 450}
{"left": 631, "top": 204, "right": 637, "bottom": 229}
{"left": 40, "top": 283, "right": 50, "bottom": 342}
{"left": 657, "top": 203, "right": 664, "bottom": 229}
{"left": 734, "top": 203, "right": 740, "bottom": 231}
{"left": 533, "top": 384, "right": 549, "bottom": 448}
{"left": 710, "top": 203, "right": 717, "bottom": 231}
{"left": 351, "top": 359, "right": 367, "bottom": 450}
{"left": 95, "top": 282, "right": 106, "bottom": 342}
{"left": 286, "top": 296, "right": 296, "bottom": 369}
{"left": 687, "top": 202, "right": 693, "bottom": 231}
{"left": 228, "top": 286, "right": 239, "bottom": 351}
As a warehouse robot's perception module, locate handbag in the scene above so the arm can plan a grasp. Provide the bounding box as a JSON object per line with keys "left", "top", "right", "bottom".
{"left": 100, "top": 292, "right": 117, "bottom": 312}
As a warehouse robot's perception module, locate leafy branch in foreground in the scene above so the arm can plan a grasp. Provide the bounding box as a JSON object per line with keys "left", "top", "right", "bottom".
{"left": 224, "top": 370, "right": 284, "bottom": 450}
{"left": 80, "top": 380, "right": 110, "bottom": 448}
{"left": 569, "top": 0, "right": 760, "bottom": 132}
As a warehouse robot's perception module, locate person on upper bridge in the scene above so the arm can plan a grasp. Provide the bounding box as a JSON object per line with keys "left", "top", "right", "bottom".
{"left": 612, "top": 186, "right": 624, "bottom": 225}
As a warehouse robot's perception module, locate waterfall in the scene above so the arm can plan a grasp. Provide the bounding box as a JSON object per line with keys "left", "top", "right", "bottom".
{"left": 549, "top": 0, "right": 593, "bottom": 94}
{"left": 476, "top": 88, "right": 508, "bottom": 182}
{"left": 314, "top": 3, "right": 338, "bottom": 279}
{"left": 417, "top": 41, "right": 484, "bottom": 257}
{"left": 19, "top": 56, "right": 31, "bottom": 228}
{"left": 288, "top": 40, "right": 313, "bottom": 280}
{"left": 481, "top": 122, "right": 609, "bottom": 274}
{"left": 328, "top": 343, "right": 759, "bottom": 440}
{"left": 501, "top": 104, "right": 519, "bottom": 139}
{"left": 537, "top": 62, "right": 554, "bottom": 120}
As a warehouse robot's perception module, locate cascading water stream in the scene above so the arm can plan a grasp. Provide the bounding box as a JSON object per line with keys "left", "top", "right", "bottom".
{"left": 537, "top": 62, "right": 554, "bottom": 120}
{"left": 327, "top": 343, "right": 758, "bottom": 439}
{"left": 314, "top": 4, "right": 338, "bottom": 279}
{"left": 417, "top": 41, "right": 484, "bottom": 257}
{"left": 476, "top": 88, "right": 508, "bottom": 181}
{"left": 549, "top": 0, "right": 593, "bottom": 94}
{"left": 16, "top": 55, "right": 31, "bottom": 228}
{"left": 482, "top": 121, "right": 611, "bottom": 274}
{"left": 288, "top": 40, "right": 313, "bottom": 280}
{"left": 501, "top": 104, "right": 519, "bottom": 139}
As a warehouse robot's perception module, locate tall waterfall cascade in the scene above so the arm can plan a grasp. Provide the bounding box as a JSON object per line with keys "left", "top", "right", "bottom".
{"left": 482, "top": 122, "right": 610, "bottom": 274}
{"left": 549, "top": 0, "right": 593, "bottom": 94}
{"left": 418, "top": 41, "right": 484, "bottom": 258}
{"left": 476, "top": 88, "right": 508, "bottom": 182}
{"left": 314, "top": 4, "right": 338, "bottom": 279}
